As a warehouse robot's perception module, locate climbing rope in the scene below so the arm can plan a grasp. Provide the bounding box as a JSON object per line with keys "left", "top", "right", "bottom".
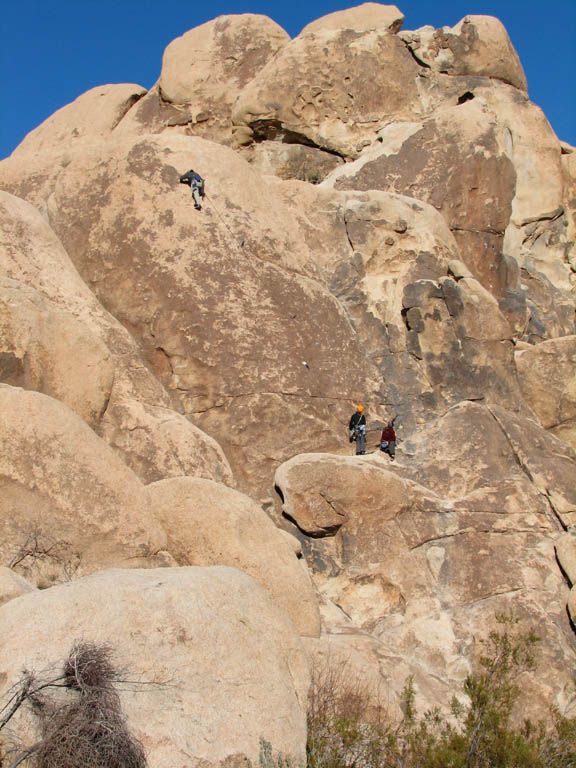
{"left": 203, "top": 191, "right": 247, "bottom": 259}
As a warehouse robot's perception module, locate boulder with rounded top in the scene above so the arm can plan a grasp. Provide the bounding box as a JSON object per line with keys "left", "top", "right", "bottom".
{"left": 0, "top": 385, "right": 168, "bottom": 585}
{"left": 300, "top": 3, "right": 404, "bottom": 35}
{"left": 0, "top": 566, "right": 310, "bottom": 767}
{"left": 400, "top": 15, "right": 527, "bottom": 91}
{"left": 156, "top": 14, "right": 290, "bottom": 143}
{"left": 148, "top": 476, "right": 320, "bottom": 637}
{"left": 233, "top": 24, "right": 422, "bottom": 158}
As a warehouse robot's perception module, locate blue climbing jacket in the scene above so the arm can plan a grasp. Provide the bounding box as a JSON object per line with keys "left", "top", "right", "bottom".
{"left": 179, "top": 170, "right": 205, "bottom": 196}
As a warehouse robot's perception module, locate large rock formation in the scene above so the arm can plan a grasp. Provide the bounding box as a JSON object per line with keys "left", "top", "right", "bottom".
{"left": 399, "top": 15, "right": 528, "bottom": 91}
{"left": 0, "top": 191, "right": 233, "bottom": 487}
{"left": 148, "top": 476, "right": 321, "bottom": 636}
{"left": 0, "top": 385, "right": 171, "bottom": 585}
{"left": 275, "top": 402, "right": 576, "bottom": 715}
{"left": 0, "top": 567, "right": 310, "bottom": 767}
{"left": 0, "top": 3, "right": 575, "bottom": 759}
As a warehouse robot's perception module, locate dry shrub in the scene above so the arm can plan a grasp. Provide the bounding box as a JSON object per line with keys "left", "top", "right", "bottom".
{"left": 1, "top": 642, "right": 146, "bottom": 768}
{"left": 307, "top": 657, "right": 396, "bottom": 768}
{"left": 306, "top": 616, "right": 576, "bottom": 768}
{"left": 7, "top": 525, "right": 80, "bottom": 585}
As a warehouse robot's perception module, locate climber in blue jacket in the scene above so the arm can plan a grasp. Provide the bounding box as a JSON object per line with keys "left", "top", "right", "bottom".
{"left": 180, "top": 169, "right": 205, "bottom": 210}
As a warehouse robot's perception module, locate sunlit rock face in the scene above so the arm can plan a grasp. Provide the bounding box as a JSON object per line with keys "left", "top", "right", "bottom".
{"left": 0, "top": 3, "right": 575, "bottom": 752}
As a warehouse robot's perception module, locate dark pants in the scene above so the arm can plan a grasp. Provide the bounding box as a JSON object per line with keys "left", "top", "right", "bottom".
{"left": 381, "top": 440, "right": 396, "bottom": 458}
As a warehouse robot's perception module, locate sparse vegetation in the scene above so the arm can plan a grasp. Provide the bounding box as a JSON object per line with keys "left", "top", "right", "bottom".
{"left": 6, "top": 525, "right": 80, "bottom": 586}
{"left": 307, "top": 614, "right": 576, "bottom": 768}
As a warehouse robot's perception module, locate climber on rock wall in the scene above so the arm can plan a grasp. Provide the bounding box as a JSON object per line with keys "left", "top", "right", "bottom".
{"left": 179, "top": 169, "right": 205, "bottom": 210}
{"left": 380, "top": 418, "right": 397, "bottom": 461}
{"left": 349, "top": 404, "right": 366, "bottom": 455}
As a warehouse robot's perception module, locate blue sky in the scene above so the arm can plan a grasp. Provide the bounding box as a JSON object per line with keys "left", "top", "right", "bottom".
{"left": 1, "top": 0, "right": 575, "bottom": 159}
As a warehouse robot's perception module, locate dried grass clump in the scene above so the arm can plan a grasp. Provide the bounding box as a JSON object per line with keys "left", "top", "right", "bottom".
{"left": 1, "top": 642, "right": 147, "bottom": 768}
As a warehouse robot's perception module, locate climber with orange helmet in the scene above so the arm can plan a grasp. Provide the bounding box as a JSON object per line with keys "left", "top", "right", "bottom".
{"left": 349, "top": 404, "right": 367, "bottom": 455}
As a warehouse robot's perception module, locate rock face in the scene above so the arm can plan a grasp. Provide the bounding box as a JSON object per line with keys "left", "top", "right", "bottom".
{"left": 516, "top": 335, "right": 576, "bottom": 447}
{"left": 148, "top": 476, "right": 321, "bottom": 637}
{"left": 9, "top": 84, "right": 146, "bottom": 158}
{"left": 157, "top": 14, "right": 290, "bottom": 143}
{"left": 0, "top": 277, "right": 114, "bottom": 428}
{"left": 275, "top": 402, "right": 576, "bottom": 716}
{"left": 0, "top": 191, "right": 233, "bottom": 486}
{"left": 327, "top": 101, "right": 517, "bottom": 294}
{"left": 400, "top": 15, "right": 527, "bottom": 91}
{"left": 0, "top": 0, "right": 575, "bottom": 744}
{"left": 300, "top": 3, "right": 404, "bottom": 35}
{"left": 0, "top": 385, "right": 170, "bottom": 585}
{"left": 232, "top": 24, "right": 422, "bottom": 158}
{"left": 0, "top": 567, "right": 310, "bottom": 767}
{"left": 0, "top": 567, "right": 36, "bottom": 607}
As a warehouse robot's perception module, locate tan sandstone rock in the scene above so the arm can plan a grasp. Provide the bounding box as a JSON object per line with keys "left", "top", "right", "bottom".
{"left": 555, "top": 530, "right": 576, "bottom": 586}
{"left": 562, "top": 146, "right": 576, "bottom": 275}
{"left": 0, "top": 191, "right": 233, "bottom": 487}
{"left": 233, "top": 23, "right": 422, "bottom": 158}
{"left": 515, "top": 336, "right": 576, "bottom": 435}
{"left": 275, "top": 402, "right": 576, "bottom": 715}
{"left": 400, "top": 15, "right": 527, "bottom": 91}
{"left": 326, "top": 99, "right": 517, "bottom": 295}
{"left": 1, "top": 3, "right": 575, "bottom": 726}
{"left": 9, "top": 84, "right": 146, "bottom": 159}
{"left": 0, "top": 567, "right": 310, "bottom": 767}
{"left": 302, "top": 632, "right": 403, "bottom": 721}
{"left": 300, "top": 3, "right": 404, "bottom": 35}
{"left": 100, "top": 396, "right": 234, "bottom": 486}
{"left": 152, "top": 14, "right": 290, "bottom": 143}
{"left": 0, "top": 567, "right": 36, "bottom": 607}
{"left": 0, "top": 385, "right": 169, "bottom": 585}
{"left": 0, "top": 134, "right": 385, "bottom": 498}
{"left": 568, "top": 587, "right": 576, "bottom": 625}
{"left": 148, "top": 476, "right": 320, "bottom": 636}
{"left": 0, "top": 277, "right": 114, "bottom": 428}
{"left": 245, "top": 141, "right": 343, "bottom": 183}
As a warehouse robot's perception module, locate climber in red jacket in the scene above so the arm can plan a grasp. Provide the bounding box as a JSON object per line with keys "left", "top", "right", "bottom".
{"left": 380, "top": 419, "right": 397, "bottom": 461}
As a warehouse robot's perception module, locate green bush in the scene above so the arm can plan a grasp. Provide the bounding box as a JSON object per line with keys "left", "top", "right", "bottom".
{"left": 307, "top": 614, "right": 576, "bottom": 768}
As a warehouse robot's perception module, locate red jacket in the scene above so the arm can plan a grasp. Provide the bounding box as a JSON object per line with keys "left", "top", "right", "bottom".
{"left": 381, "top": 425, "right": 396, "bottom": 443}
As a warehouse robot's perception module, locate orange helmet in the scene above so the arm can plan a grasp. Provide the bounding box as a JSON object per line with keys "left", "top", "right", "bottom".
{"left": 357, "top": 404, "right": 364, "bottom": 412}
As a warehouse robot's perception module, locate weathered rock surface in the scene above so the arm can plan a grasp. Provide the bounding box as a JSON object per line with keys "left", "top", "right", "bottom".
{"left": 0, "top": 567, "right": 310, "bottom": 767}
{"left": 0, "top": 277, "right": 114, "bottom": 428}
{"left": 275, "top": 401, "right": 576, "bottom": 715}
{"left": 326, "top": 100, "right": 517, "bottom": 294}
{"left": 1, "top": 1, "right": 575, "bottom": 729}
{"left": 10, "top": 84, "right": 146, "bottom": 159}
{"left": 0, "top": 385, "right": 169, "bottom": 585}
{"left": 233, "top": 24, "right": 422, "bottom": 158}
{"left": 556, "top": 530, "right": 576, "bottom": 586}
{"left": 0, "top": 567, "right": 36, "bottom": 607}
{"left": 400, "top": 15, "right": 527, "bottom": 91}
{"left": 0, "top": 191, "right": 233, "bottom": 486}
{"left": 0, "top": 135, "right": 386, "bottom": 497}
{"left": 562, "top": 146, "right": 576, "bottom": 274}
{"left": 152, "top": 14, "right": 290, "bottom": 144}
{"left": 516, "top": 336, "right": 576, "bottom": 449}
{"left": 300, "top": 3, "right": 404, "bottom": 35}
{"left": 148, "top": 476, "right": 320, "bottom": 636}
{"left": 245, "top": 141, "right": 343, "bottom": 182}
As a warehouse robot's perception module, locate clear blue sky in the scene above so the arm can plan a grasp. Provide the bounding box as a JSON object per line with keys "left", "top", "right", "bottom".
{"left": 1, "top": 0, "right": 575, "bottom": 159}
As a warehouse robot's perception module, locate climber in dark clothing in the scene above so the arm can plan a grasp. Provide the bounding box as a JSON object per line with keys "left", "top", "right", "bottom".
{"left": 380, "top": 419, "right": 397, "bottom": 461}
{"left": 180, "top": 169, "right": 205, "bottom": 210}
{"left": 349, "top": 404, "right": 367, "bottom": 455}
